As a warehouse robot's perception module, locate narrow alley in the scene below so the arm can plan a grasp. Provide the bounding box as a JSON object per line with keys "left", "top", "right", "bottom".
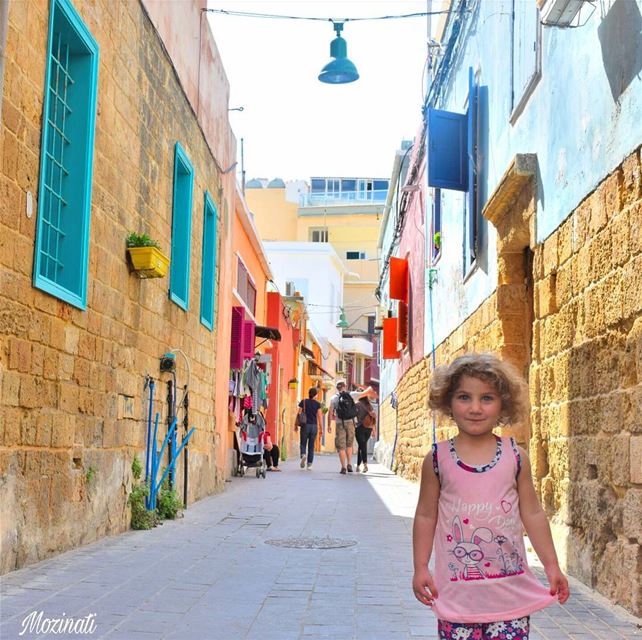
{"left": 1, "top": 456, "right": 640, "bottom": 640}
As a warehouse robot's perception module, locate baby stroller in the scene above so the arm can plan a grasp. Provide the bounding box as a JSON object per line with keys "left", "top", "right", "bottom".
{"left": 235, "top": 412, "right": 267, "bottom": 479}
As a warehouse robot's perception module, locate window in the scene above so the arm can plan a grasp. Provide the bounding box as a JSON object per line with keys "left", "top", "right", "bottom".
{"left": 427, "top": 68, "right": 482, "bottom": 272}
{"left": 200, "top": 192, "right": 217, "bottom": 330}
{"left": 169, "top": 143, "right": 194, "bottom": 309}
{"left": 346, "top": 251, "right": 366, "bottom": 260}
{"left": 367, "top": 315, "right": 375, "bottom": 335}
{"left": 310, "top": 227, "right": 328, "bottom": 242}
{"left": 357, "top": 179, "right": 374, "bottom": 200}
{"left": 511, "top": 1, "right": 541, "bottom": 122}
{"left": 33, "top": 0, "right": 99, "bottom": 309}
{"left": 341, "top": 179, "right": 356, "bottom": 192}
{"left": 236, "top": 257, "right": 256, "bottom": 316}
{"left": 373, "top": 180, "right": 389, "bottom": 201}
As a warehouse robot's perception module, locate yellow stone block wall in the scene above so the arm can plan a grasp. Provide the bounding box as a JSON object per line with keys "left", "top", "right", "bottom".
{"left": 386, "top": 145, "right": 642, "bottom": 615}
{"left": 530, "top": 146, "right": 642, "bottom": 614}
{"left": 0, "top": 0, "right": 228, "bottom": 572}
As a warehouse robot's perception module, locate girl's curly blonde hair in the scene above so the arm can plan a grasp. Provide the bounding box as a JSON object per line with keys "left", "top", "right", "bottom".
{"left": 429, "top": 353, "right": 529, "bottom": 424}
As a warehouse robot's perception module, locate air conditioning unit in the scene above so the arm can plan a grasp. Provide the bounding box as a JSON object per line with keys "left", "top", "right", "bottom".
{"left": 285, "top": 281, "right": 295, "bottom": 296}
{"left": 374, "top": 304, "right": 387, "bottom": 330}
{"left": 335, "top": 360, "right": 345, "bottom": 374}
{"left": 539, "top": 0, "right": 587, "bottom": 27}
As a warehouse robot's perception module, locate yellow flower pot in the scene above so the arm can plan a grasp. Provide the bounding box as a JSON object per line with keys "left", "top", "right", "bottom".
{"left": 127, "top": 246, "right": 170, "bottom": 278}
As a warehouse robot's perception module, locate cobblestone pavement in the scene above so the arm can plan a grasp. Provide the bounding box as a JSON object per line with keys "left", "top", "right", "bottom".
{"left": 1, "top": 455, "right": 640, "bottom": 640}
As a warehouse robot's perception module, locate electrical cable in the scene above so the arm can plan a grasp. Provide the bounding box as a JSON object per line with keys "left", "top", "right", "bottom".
{"left": 204, "top": 8, "right": 457, "bottom": 23}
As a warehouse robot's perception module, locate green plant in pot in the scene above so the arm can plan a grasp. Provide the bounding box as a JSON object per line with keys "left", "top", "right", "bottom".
{"left": 126, "top": 231, "right": 169, "bottom": 278}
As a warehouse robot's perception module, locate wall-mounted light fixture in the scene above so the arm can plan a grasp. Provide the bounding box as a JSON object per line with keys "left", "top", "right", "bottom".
{"left": 318, "top": 22, "right": 359, "bottom": 85}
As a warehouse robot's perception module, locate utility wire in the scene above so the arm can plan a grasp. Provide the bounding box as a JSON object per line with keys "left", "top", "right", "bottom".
{"left": 203, "top": 8, "right": 456, "bottom": 23}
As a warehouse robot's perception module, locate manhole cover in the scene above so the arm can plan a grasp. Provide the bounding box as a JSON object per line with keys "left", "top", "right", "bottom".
{"left": 265, "top": 536, "right": 357, "bottom": 549}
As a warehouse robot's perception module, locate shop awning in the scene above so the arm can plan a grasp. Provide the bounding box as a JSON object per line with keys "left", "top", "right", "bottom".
{"left": 300, "top": 345, "right": 315, "bottom": 360}
{"left": 255, "top": 325, "right": 282, "bottom": 341}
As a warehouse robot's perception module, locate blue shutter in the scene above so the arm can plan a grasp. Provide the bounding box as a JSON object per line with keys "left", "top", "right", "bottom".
{"left": 33, "top": 0, "right": 99, "bottom": 309}
{"left": 427, "top": 108, "right": 467, "bottom": 191}
{"left": 200, "top": 191, "right": 217, "bottom": 330}
{"left": 467, "top": 67, "right": 478, "bottom": 259}
{"left": 169, "top": 143, "right": 194, "bottom": 310}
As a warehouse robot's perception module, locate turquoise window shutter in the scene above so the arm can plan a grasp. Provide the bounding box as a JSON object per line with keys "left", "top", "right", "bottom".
{"left": 169, "top": 142, "right": 194, "bottom": 310}
{"left": 33, "top": 0, "right": 99, "bottom": 309}
{"left": 200, "top": 191, "right": 217, "bottom": 330}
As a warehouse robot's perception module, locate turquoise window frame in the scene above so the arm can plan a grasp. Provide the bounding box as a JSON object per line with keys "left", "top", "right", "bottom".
{"left": 200, "top": 191, "right": 217, "bottom": 330}
{"left": 169, "top": 142, "right": 194, "bottom": 310}
{"left": 33, "top": 0, "right": 99, "bottom": 310}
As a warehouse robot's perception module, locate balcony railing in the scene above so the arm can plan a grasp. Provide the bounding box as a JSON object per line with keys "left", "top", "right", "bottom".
{"left": 299, "top": 190, "right": 388, "bottom": 208}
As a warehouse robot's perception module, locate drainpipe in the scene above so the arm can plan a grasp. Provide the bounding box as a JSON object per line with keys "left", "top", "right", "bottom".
{"left": 167, "top": 379, "right": 175, "bottom": 490}
{"left": 182, "top": 387, "right": 189, "bottom": 507}
{"left": 0, "top": 0, "right": 9, "bottom": 124}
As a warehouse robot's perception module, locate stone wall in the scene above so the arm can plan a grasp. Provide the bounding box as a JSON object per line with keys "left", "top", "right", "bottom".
{"left": 530, "top": 147, "right": 642, "bottom": 615}
{"left": 387, "top": 146, "right": 642, "bottom": 615}
{"left": 0, "top": 0, "right": 228, "bottom": 573}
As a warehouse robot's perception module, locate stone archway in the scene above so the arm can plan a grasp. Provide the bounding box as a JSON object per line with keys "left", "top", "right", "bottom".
{"left": 482, "top": 154, "right": 538, "bottom": 448}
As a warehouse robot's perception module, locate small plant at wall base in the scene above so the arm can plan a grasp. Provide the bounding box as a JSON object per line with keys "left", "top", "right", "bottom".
{"left": 129, "top": 457, "right": 157, "bottom": 530}
{"left": 126, "top": 232, "right": 169, "bottom": 279}
{"left": 156, "top": 476, "right": 183, "bottom": 520}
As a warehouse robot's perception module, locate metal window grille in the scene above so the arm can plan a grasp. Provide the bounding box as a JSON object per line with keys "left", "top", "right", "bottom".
{"left": 40, "top": 32, "right": 73, "bottom": 284}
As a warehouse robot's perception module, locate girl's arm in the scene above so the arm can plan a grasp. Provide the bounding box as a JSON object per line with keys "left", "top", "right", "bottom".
{"left": 317, "top": 408, "right": 322, "bottom": 430}
{"left": 517, "top": 446, "right": 570, "bottom": 604}
{"left": 412, "top": 452, "right": 441, "bottom": 607}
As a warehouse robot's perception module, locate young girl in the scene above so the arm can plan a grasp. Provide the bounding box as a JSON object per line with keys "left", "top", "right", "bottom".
{"left": 412, "top": 353, "right": 569, "bottom": 640}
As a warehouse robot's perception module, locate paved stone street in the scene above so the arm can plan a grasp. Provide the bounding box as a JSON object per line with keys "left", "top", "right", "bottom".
{"left": 1, "top": 455, "right": 640, "bottom": 640}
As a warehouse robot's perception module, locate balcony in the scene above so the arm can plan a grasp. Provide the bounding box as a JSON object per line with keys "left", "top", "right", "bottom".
{"left": 298, "top": 190, "right": 388, "bottom": 208}
{"left": 341, "top": 337, "right": 373, "bottom": 358}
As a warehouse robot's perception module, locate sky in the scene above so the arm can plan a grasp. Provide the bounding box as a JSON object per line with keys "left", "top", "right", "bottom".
{"left": 206, "top": 1, "right": 435, "bottom": 184}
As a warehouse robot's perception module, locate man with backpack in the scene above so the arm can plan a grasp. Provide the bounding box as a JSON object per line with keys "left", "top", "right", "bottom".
{"left": 329, "top": 380, "right": 374, "bottom": 474}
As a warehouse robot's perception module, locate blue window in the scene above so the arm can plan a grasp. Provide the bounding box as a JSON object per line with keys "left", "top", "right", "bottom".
{"left": 33, "top": 0, "right": 99, "bottom": 309}
{"left": 169, "top": 143, "right": 194, "bottom": 310}
{"left": 200, "top": 192, "right": 217, "bottom": 330}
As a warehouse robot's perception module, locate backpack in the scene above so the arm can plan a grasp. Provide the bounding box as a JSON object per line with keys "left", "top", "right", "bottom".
{"left": 336, "top": 391, "right": 358, "bottom": 420}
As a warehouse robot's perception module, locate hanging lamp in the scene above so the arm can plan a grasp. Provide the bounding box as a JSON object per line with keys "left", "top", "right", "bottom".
{"left": 318, "top": 22, "right": 359, "bottom": 84}
{"left": 336, "top": 307, "right": 349, "bottom": 328}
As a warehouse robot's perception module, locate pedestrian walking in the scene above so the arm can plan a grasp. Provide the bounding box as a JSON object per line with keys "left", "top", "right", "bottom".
{"left": 355, "top": 396, "right": 377, "bottom": 473}
{"left": 412, "top": 353, "right": 569, "bottom": 640}
{"left": 295, "top": 387, "right": 322, "bottom": 470}
{"left": 263, "top": 431, "right": 280, "bottom": 471}
{"left": 329, "top": 381, "right": 374, "bottom": 474}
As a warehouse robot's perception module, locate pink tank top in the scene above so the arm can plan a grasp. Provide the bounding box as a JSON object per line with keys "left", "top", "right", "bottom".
{"left": 431, "top": 436, "right": 557, "bottom": 623}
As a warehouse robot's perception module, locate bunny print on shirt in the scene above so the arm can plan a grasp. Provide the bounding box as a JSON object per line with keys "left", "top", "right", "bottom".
{"left": 447, "top": 515, "right": 525, "bottom": 581}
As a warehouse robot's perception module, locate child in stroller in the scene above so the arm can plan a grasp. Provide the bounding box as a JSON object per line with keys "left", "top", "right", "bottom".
{"left": 235, "top": 411, "right": 268, "bottom": 478}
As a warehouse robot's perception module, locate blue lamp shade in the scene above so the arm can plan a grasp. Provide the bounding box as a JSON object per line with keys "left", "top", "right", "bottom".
{"left": 319, "top": 23, "right": 359, "bottom": 84}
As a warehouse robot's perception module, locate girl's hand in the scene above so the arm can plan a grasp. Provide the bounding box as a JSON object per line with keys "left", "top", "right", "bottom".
{"left": 546, "top": 565, "right": 570, "bottom": 604}
{"left": 412, "top": 568, "right": 438, "bottom": 607}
